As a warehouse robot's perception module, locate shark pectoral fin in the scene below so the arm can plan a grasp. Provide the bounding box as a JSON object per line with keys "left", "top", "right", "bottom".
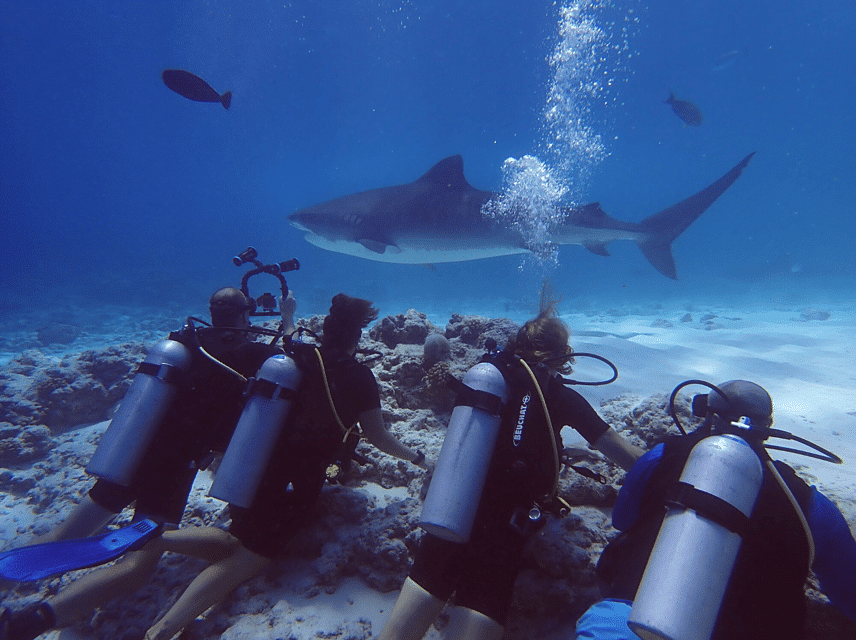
{"left": 357, "top": 238, "right": 401, "bottom": 255}
{"left": 583, "top": 242, "right": 611, "bottom": 257}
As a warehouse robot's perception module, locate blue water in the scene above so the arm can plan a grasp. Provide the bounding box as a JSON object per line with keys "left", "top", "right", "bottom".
{"left": 2, "top": 0, "right": 854, "bottom": 326}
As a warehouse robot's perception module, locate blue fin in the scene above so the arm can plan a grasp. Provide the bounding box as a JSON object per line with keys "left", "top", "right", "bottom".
{"left": 0, "top": 519, "right": 162, "bottom": 582}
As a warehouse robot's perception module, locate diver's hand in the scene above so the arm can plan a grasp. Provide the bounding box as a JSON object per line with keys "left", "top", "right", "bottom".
{"left": 411, "top": 449, "right": 431, "bottom": 471}
{"left": 280, "top": 292, "right": 297, "bottom": 335}
{"left": 561, "top": 446, "right": 599, "bottom": 465}
{"left": 418, "top": 460, "right": 435, "bottom": 501}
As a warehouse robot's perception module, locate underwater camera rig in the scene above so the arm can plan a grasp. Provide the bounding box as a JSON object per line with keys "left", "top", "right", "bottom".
{"left": 178, "top": 247, "right": 301, "bottom": 347}
{"left": 232, "top": 246, "right": 300, "bottom": 316}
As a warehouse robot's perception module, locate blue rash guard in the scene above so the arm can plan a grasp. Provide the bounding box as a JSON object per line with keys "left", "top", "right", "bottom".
{"left": 575, "top": 445, "right": 856, "bottom": 639}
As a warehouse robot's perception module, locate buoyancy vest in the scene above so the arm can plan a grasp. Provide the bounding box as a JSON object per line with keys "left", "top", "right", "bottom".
{"left": 597, "top": 430, "right": 814, "bottom": 640}
{"left": 483, "top": 353, "right": 563, "bottom": 507}
{"left": 281, "top": 341, "right": 361, "bottom": 463}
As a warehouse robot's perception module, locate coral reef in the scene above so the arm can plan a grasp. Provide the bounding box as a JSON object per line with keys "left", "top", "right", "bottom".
{"left": 444, "top": 313, "right": 519, "bottom": 350}
{"left": 369, "top": 309, "right": 436, "bottom": 348}
{"left": 421, "top": 333, "right": 450, "bottom": 370}
{"left": 0, "top": 344, "right": 145, "bottom": 431}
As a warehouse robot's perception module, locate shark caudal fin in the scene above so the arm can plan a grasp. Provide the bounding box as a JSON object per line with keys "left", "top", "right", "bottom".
{"left": 637, "top": 153, "right": 755, "bottom": 279}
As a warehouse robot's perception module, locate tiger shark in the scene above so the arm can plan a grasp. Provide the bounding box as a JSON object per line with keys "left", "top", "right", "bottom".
{"left": 289, "top": 153, "right": 754, "bottom": 279}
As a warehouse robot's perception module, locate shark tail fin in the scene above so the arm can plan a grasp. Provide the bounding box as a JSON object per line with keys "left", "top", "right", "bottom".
{"left": 637, "top": 153, "right": 755, "bottom": 279}
{"left": 221, "top": 91, "right": 232, "bottom": 110}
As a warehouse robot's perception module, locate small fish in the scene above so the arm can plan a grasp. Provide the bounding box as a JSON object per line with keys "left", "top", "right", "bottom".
{"left": 665, "top": 92, "right": 703, "bottom": 127}
{"left": 161, "top": 69, "right": 232, "bottom": 110}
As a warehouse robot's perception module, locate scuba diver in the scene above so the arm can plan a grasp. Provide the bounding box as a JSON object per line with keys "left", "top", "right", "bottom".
{"left": 575, "top": 379, "right": 856, "bottom": 640}
{"left": 0, "top": 250, "right": 299, "bottom": 640}
{"left": 378, "top": 291, "right": 643, "bottom": 640}
{"left": 137, "top": 293, "right": 428, "bottom": 640}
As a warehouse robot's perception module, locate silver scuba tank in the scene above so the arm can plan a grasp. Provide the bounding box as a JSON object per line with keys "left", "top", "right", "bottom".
{"left": 419, "top": 362, "right": 509, "bottom": 543}
{"left": 628, "top": 434, "right": 764, "bottom": 640}
{"left": 86, "top": 339, "right": 193, "bottom": 486}
{"left": 209, "top": 354, "right": 303, "bottom": 508}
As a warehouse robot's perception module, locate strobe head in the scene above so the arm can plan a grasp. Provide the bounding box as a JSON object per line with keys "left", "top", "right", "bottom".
{"left": 278, "top": 258, "right": 300, "bottom": 273}
{"left": 233, "top": 247, "right": 259, "bottom": 267}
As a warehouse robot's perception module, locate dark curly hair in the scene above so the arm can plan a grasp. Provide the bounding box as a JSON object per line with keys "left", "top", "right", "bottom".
{"left": 321, "top": 293, "right": 379, "bottom": 353}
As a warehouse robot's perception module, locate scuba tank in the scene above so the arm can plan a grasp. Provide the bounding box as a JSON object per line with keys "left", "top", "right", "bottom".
{"left": 419, "top": 362, "right": 509, "bottom": 543}
{"left": 86, "top": 339, "right": 193, "bottom": 486}
{"left": 628, "top": 433, "right": 764, "bottom": 640}
{"left": 209, "top": 354, "right": 302, "bottom": 508}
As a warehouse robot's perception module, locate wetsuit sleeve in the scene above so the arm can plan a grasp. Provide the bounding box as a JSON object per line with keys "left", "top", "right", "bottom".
{"left": 808, "top": 488, "right": 856, "bottom": 621}
{"left": 550, "top": 381, "right": 610, "bottom": 444}
{"left": 612, "top": 443, "right": 664, "bottom": 532}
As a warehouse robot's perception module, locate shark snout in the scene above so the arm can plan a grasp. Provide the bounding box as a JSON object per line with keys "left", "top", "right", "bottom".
{"left": 288, "top": 211, "right": 312, "bottom": 232}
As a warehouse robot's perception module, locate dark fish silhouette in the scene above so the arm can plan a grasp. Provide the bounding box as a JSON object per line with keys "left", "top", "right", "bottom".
{"left": 665, "top": 93, "right": 703, "bottom": 126}
{"left": 161, "top": 69, "right": 231, "bottom": 110}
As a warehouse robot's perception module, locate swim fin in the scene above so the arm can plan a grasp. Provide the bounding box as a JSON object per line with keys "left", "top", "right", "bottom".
{"left": 0, "top": 519, "right": 162, "bottom": 582}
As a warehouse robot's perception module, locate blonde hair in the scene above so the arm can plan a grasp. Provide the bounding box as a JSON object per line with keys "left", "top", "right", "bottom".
{"left": 508, "top": 281, "right": 574, "bottom": 372}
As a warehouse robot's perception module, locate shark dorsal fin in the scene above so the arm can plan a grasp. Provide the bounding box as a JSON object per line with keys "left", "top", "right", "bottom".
{"left": 580, "top": 202, "right": 606, "bottom": 217}
{"left": 418, "top": 155, "right": 471, "bottom": 190}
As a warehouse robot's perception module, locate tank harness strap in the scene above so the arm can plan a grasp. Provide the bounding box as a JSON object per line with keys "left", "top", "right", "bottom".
{"left": 136, "top": 361, "right": 184, "bottom": 385}
{"left": 518, "top": 359, "right": 561, "bottom": 498}
{"left": 244, "top": 377, "right": 300, "bottom": 402}
{"left": 446, "top": 373, "right": 505, "bottom": 417}
{"left": 665, "top": 481, "right": 751, "bottom": 538}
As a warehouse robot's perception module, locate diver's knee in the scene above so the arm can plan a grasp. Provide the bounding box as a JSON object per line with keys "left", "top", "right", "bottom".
{"left": 444, "top": 606, "right": 504, "bottom": 640}
{"left": 113, "top": 546, "right": 164, "bottom": 584}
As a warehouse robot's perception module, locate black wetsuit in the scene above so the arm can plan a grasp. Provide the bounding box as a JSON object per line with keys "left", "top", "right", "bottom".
{"left": 227, "top": 349, "right": 380, "bottom": 558}
{"left": 88, "top": 328, "right": 282, "bottom": 525}
{"left": 411, "top": 365, "right": 610, "bottom": 625}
